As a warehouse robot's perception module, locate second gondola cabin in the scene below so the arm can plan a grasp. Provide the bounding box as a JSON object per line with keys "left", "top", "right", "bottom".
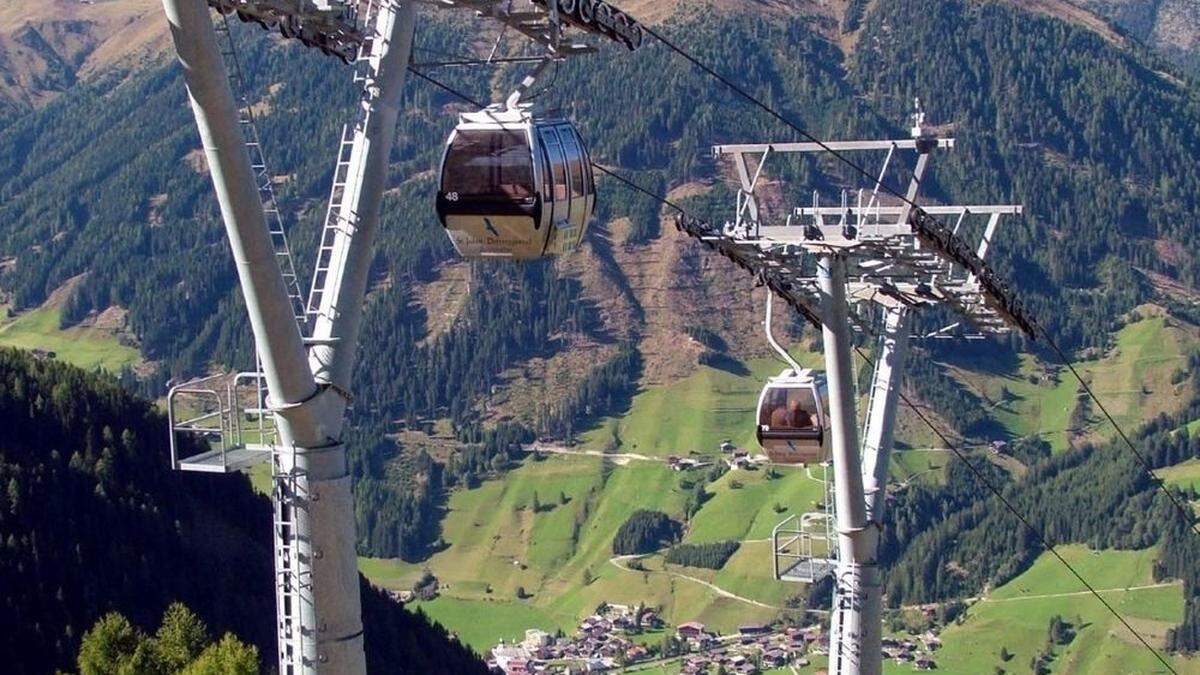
{"left": 437, "top": 107, "right": 596, "bottom": 260}
{"left": 756, "top": 370, "right": 829, "bottom": 465}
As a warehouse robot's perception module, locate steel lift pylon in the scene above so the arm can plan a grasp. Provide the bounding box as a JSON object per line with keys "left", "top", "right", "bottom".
{"left": 161, "top": 2, "right": 646, "bottom": 673}
{"left": 161, "top": 1, "right": 415, "bottom": 672}
{"left": 693, "top": 105, "right": 1036, "bottom": 675}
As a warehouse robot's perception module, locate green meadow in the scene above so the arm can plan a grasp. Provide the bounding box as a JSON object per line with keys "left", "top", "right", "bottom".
{"left": 577, "top": 354, "right": 823, "bottom": 458}
{"left": 359, "top": 452, "right": 816, "bottom": 646}
{"left": 948, "top": 311, "right": 1195, "bottom": 453}
{"left": 922, "top": 546, "right": 1199, "bottom": 675}
{"left": 0, "top": 305, "right": 140, "bottom": 373}
{"left": 410, "top": 596, "right": 567, "bottom": 654}
{"left": 357, "top": 313, "right": 1200, "bottom": 667}
{"left": 1160, "top": 458, "right": 1200, "bottom": 493}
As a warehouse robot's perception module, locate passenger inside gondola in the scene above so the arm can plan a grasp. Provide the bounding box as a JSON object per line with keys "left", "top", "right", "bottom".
{"left": 763, "top": 392, "right": 816, "bottom": 434}
{"left": 786, "top": 399, "right": 814, "bottom": 430}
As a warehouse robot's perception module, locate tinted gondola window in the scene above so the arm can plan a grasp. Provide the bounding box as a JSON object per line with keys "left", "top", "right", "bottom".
{"left": 759, "top": 387, "right": 818, "bottom": 431}
{"left": 443, "top": 130, "right": 534, "bottom": 199}
{"left": 561, "top": 128, "right": 586, "bottom": 200}
{"left": 542, "top": 129, "right": 569, "bottom": 202}
{"left": 582, "top": 140, "right": 595, "bottom": 196}
{"left": 538, "top": 143, "right": 554, "bottom": 226}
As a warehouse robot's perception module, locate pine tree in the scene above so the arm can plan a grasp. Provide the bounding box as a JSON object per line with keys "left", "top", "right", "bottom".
{"left": 153, "top": 603, "right": 209, "bottom": 672}
{"left": 180, "top": 634, "right": 258, "bottom": 675}
{"left": 77, "top": 613, "right": 146, "bottom": 675}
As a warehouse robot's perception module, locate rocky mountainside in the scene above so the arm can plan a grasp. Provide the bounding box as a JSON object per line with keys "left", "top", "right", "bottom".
{"left": 1077, "top": 0, "right": 1200, "bottom": 73}
{"left": 0, "top": 0, "right": 165, "bottom": 117}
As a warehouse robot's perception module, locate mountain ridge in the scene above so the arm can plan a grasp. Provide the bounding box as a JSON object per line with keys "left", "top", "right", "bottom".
{"left": 0, "top": 0, "right": 166, "bottom": 114}
{"left": 1, "top": 0, "right": 1195, "bottom": 118}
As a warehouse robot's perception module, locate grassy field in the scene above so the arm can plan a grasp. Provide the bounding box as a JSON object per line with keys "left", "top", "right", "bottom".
{"left": 987, "top": 545, "right": 1161, "bottom": 600}
{"left": 924, "top": 546, "right": 1200, "bottom": 675}
{"left": 356, "top": 312, "right": 1199, "bottom": 666}
{"left": 358, "top": 452, "right": 822, "bottom": 647}
{"left": 890, "top": 449, "right": 949, "bottom": 485}
{"left": 409, "top": 596, "right": 568, "bottom": 653}
{"left": 1160, "top": 458, "right": 1200, "bottom": 493}
{"left": 245, "top": 462, "right": 273, "bottom": 497}
{"left": 0, "top": 304, "right": 140, "bottom": 372}
{"left": 947, "top": 309, "right": 1196, "bottom": 452}
{"left": 577, "top": 352, "right": 829, "bottom": 458}
{"left": 685, "top": 465, "right": 824, "bottom": 544}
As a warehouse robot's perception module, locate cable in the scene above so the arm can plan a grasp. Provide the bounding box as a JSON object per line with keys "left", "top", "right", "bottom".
{"left": 639, "top": 24, "right": 914, "bottom": 209}
{"left": 851, "top": 346, "right": 1178, "bottom": 674}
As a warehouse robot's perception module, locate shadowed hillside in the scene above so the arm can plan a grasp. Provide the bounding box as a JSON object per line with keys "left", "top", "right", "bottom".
{"left": 0, "top": 348, "right": 485, "bottom": 674}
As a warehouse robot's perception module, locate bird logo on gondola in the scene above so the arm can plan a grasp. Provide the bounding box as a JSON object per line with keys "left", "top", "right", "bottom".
{"left": 484, "top": 218, "right": 500, "bottom": 237}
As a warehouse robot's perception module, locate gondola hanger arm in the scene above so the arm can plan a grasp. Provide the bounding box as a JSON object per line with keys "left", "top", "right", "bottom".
{"left": 765, "top": 291, "right": 809, "bottom": 377}
{"left": 505, "top": 54, "right": 556, "bottom": 109}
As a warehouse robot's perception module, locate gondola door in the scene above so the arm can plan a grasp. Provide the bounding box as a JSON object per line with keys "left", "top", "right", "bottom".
{"left": 539, "top": 126, "right": 570, "bottom": 256}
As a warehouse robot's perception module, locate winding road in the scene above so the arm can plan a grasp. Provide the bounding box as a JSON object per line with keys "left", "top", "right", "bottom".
{"left": 609, "top": 552, "right": 785, "bottom": 611}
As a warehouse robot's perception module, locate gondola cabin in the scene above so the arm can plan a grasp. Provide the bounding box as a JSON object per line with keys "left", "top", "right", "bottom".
{"left": 437, "top": 107, "right": 596, "bottom": 260}
{"left": 756, "top": 370, "right": 829, "bottom": 465}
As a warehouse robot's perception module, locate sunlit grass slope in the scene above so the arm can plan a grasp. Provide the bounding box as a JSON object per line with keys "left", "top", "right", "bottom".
{"left": 577, "top": 354, "right": 822, "bottom": 458}
{"left": 359, "top": 453, "right": 819, "bottom": 647}
{"left": 948, "top": 309, "right": 1196, "bottom": 452}
{"left": 922, "top": 546, "right": 1200, "bottom": 675}
{"left": 0, "top": 305, "right": 140, "bottom": 372}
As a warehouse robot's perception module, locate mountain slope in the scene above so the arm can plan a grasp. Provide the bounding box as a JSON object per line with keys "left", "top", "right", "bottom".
{"left": 0, "top": 0, "right": 165, "bottom": 116}
{"left": 2, "top": 0, "right": 1199, "bottom": 552}
{"left": 1076, "top": 0, "right": 1200, "bottom": 74}
{"left": 1, "top": 1, "right": 1200, "bottom": 668}
{"left": 0, "top": 348, "right": 485, "bottom": 674}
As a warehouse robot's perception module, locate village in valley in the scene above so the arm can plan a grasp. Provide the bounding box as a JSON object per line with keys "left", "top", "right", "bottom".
{"left": 485, "top": 601, "right": 943, "bottom": 674}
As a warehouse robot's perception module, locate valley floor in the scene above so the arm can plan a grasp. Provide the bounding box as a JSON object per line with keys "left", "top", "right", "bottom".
{"left": 359, "top": 308, "right": 1200, "bottom": 673}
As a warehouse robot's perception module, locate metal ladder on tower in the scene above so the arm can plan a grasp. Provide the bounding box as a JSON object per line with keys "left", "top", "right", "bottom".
{"left": 306, "top": 128, "right": 357, "bottom": 321}
{"left": 233, "top": 353, "right": 306, "bottom": 675}
{"left": 213, "top": 12, "right": 308, "bottom": 327}
{"left": 306, "top": 0, "right": 381, "bottom": 323}
{"left": 273, "top": 449, "right": 309, "bottom": 675}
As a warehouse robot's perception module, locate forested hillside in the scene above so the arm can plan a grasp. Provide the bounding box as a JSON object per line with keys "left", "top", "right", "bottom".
{"left": 0, "top": 348, "right": 485, "bottom": 674}
{"left": 4, "top": 0, "right": 1200, "bottom": 558}
{"left": 0, "top": 0, "right": 1199, "bottom": 645}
